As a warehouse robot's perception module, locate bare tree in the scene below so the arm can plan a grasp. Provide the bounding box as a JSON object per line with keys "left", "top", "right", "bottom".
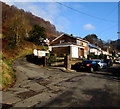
{"left": 3, "top": 11, "right": 29, "bottom": 47}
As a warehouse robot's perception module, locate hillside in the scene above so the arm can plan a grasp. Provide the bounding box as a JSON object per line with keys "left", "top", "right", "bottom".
{"left": 1, "top": 1, "right": 60, "bottom": 89}
{"left": 110, "top": 39, "right": 120, "bottom": 51}
{"left": 2, "top": 2, "right": 59, "bottom": 39}
{"left": 84, "top": 34, "right": 120, "bottom": 52}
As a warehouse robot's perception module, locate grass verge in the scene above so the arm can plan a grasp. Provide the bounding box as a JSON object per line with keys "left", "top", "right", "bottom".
{"left": 1, "top": 41, "right": 44, "bottom": 90}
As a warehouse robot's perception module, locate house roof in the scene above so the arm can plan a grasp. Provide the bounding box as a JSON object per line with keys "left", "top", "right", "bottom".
{"left": 88, "top": 44, "right": 98, "bottom": 48}
{"left": 51, "top": 33, "right": 89, "bottom": 44}
{"left": 88, "top": 43, "right": 101, "bottom": 50}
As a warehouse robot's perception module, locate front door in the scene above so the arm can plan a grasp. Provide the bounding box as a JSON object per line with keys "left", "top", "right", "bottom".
{"left": 78, "top": 48, "right": 84, "bottom": 58}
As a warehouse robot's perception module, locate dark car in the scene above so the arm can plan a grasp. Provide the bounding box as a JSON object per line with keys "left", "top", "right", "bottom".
{"left": 71, "top": 60, "right": 100, "bottom": 72}
{"left": 103, "top": 59, "right": 113, "bottom": 67}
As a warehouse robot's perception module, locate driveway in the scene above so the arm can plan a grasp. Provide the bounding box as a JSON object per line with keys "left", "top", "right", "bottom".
{"left": 2, "top": 56, "right": 120, "bottom": 108}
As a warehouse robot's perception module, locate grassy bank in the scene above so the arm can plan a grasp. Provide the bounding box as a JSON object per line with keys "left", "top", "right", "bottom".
{"left": 1, "top": 40, "right": 44, "bottom": 90}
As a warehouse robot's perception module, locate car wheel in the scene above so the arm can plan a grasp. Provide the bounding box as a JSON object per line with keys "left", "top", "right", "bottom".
{"left": 98, "top": 65, "right": 101, "bottom": 70}
{"left": 90, "top": 67, "right": 94, "bottom": 72}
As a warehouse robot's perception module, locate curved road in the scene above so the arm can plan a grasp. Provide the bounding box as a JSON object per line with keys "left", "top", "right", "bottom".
{"left": 2, "top": 56, "right": 120, "bottom": 108}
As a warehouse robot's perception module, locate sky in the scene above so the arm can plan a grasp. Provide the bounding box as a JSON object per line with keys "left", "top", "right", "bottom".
{"left": 2, "top": 1, "right": 119, "bottom": 41}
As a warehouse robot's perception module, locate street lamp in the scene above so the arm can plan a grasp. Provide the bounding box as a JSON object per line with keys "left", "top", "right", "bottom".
{"left": 117, "top": 32, "right": 120, "bottom": 39}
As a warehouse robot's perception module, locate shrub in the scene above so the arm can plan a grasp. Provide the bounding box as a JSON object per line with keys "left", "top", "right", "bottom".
{"left": 46, "top": 56, "right": 57, "bottom": 66}
{"left": 88, "top": 54, "right": 95, "bottom": 59}
{"left": 99, "top": 54, "right": 107, "bottom": 59}
{"left": 46, "top": 53, "right": 50, "bottom": 57}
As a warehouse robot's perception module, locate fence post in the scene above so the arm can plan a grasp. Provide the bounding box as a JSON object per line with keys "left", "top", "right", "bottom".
{"left": 64, "top": 55, "right": 70, "bottom": 70}
{"left": 43, "top": 56, "right": 47, "bottom": 67}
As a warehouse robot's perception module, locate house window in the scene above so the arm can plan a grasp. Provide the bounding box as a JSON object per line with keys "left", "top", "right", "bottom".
{"left": 60, "top": 40, "right": 65, "bottom": 43}
{"left": 76, "top": 40, "right": 81, "bottom": 45}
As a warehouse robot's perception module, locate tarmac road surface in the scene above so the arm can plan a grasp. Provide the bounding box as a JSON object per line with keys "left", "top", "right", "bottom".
{"left": 2, "top": 56, "right": 120, "bottom": 108}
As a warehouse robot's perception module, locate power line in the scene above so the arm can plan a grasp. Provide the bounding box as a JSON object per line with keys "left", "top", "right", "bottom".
{"left": 56, "top": 2, "right": 118, "bottom": 41}
{"left": 56, "top": 2, "right": 116, "bottom": 23}
{"left": 96, "top": 24, "right": 117, "bottom": 34}
{"left": 95, "top": 3, "right": 118, "bottom": 25}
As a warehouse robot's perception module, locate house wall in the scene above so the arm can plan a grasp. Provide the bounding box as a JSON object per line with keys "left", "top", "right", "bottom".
{"left": 33, "top": 49, "right": 49, "bottom": 57}
{"left": 77, "top": 40, "right": 88, "bottom": 58}
{"left": 90, "top": 48, "right": 97, "bottom": 54}
{"left": 52, "top": 45, "right": 86, "bottom": 58}
{"left": 71, "top": 46, "right": 79, "bottom": 58}
{"left": 83, "top": 42, "right": 88, "bottom": 47}
{"left": 76, "top": 39, "right": 88, "bottom": 46}
{"left": 102, "top": 50, "right": 108, "bottom": 55}
{"left": 90, "top": 48, "right": 101, "bottom": 55}
{"left": 50, "top": 34, "right": 89, "bottom": 58}
{"left": 52, "top": 46, "right": 70, "bottom": 57}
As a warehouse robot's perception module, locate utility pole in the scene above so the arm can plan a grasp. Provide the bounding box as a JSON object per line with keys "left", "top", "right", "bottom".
{"left": 118, "top": 1, "right": 120, "bottom": 39}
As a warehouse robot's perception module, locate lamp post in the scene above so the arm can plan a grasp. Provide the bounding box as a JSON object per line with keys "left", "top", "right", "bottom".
{"left": 117, "top": 32, "right": 120, "bottom": 39}
{"left": 117, "top": 1, "right": 120, "bottom": 56}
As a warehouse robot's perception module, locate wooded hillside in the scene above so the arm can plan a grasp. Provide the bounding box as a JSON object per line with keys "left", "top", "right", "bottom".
{"left": 2, "top": 1, "right": 59, "bottom": 47}
{"left": 84, "top": 34, "right": 120, "bottom": 52}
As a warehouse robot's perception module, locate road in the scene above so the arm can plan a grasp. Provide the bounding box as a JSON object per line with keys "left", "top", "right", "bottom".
{"left": 2, "top": 56, "right": 120, "bottom": 108}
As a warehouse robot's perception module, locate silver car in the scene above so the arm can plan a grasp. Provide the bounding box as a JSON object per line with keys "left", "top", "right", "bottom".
{"left": 94, "top": 60, "right": 107, "bottom": 69}
{"left": 115, "top": 58, "right": 120, "bottom": 64}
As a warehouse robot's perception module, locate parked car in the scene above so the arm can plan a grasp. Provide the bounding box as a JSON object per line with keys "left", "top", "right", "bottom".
{"left": 115, "top": 58, "right": 120, "bottom": 64}
{"left": 93, "top": 60, "right": 107, "bottom": 68}
{"left": 71, "top": 60, "right": 100, "bottom": 72}
{"left": 103, "top": 59, "right": 113, "bottom": 67}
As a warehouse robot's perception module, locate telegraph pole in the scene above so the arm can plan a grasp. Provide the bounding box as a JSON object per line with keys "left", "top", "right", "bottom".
{"left": 118, "top": 1, "right": 120, "bottom": 39}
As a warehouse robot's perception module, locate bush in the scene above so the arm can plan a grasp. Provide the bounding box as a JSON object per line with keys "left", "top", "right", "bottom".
{"left": 46, "top": 56, "right": 57, "bottom": 66}
{"left": 61, "top": 53, "right": 70, "bottom": 57}
{"left": 94, "top": 55, "right": 99, "bottom": 59}
{"left": 46, "top": 53, "right": 50, "bottom": 57}
{"left": 88, "top": 54, "right": 95, "bottom": 59}
{"left": 99, "top": 54, "right": 107, "bottom": 59}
